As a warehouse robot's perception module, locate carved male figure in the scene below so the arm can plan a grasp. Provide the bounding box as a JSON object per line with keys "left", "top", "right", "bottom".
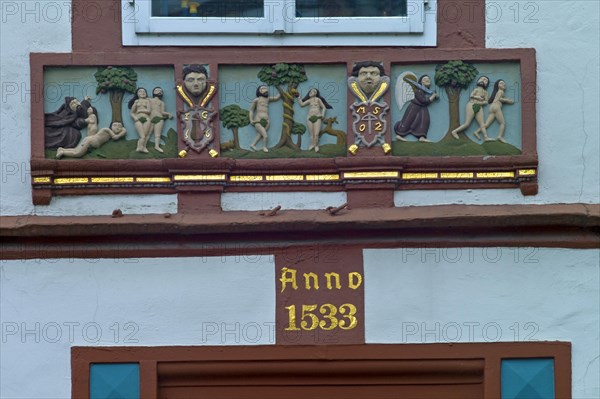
{"left": 451, "top": 76, "right": 491, "bottom": 140}
{"left": 56, "top": 122, "right": 127, "bottom": 159}
{"left": 149, "top": 86, "right": 173, "bottom": 153}
{"left": 248, "top": 85, "right": 280, "bottom": 152}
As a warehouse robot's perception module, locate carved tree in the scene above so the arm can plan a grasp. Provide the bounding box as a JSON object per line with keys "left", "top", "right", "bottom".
{"left": 292, "top": 122, "right": 307, "bottom": 147}
{"left": 220, "top": 104, "right": 250, "bottom": 150}
{"left": 434, "top": 61, "right": 479, "bottom": 138}
{"left": 257, "top": 63, "right": 308, "bottom": 150}
{"left": 94, "top": 66, "right": 138, "bottom": 124}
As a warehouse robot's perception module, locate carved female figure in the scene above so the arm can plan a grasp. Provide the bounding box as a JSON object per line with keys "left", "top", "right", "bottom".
{"left": 84, "top": 106, "right": 98, "bottom": 136}
{"left": 128, "top": 87, "right": 152, "bottom": 153}
{"left": 474, "top": 79, "right": 514, "bottom": 143}
{"left": 451, "top": 76, "right": 491, "bottom": 141}
{"left": 297, "top": 88, "right": 333, "bottom": 152}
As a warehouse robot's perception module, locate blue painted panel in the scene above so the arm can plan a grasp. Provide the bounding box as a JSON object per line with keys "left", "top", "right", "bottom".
{"left": 90, "top": 363, "right": 140, "bottom": 399}
{"left": 502, "top": 358, "right": 555, "bottom": 399}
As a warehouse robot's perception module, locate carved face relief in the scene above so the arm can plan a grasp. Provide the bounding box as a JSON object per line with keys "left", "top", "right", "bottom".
{"left": 477, "top": 76, "right": 489, "bottom": 88}
{"left": 137, "top": 88, "right": 148, "bottom": 98}
{"left": 111, "top": 122, "right": 123, "bottom": 132}
{"left": 184, "top": 72, "right": 207, "bottom": 97}
{"left": 308, "top": 88, "right": 317, "bottom": 97}
{"left": 69, "top": 99, "right": 81, "bottom": 111}
{"left": 498, "top": 80, "right": 506, "bottom": 90}
{"left": 153, "top": 87, "right": 163, "bottom": 97}
{"left": 421, "top": 76, "right": 431, "bottom": 87}
{"left": 357, "top": 66, "right": 382, "bottom": 95}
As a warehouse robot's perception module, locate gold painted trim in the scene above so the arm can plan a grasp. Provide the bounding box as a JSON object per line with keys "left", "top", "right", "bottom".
{"left": 266, "top": 175, "right": 304, "bottom": 182}
{"left": 33, "top": 177, "right": 51, "bottom": 184}
{"left": 306, "top": 174, "right": 340, "bottom": 181}
{"left": 173, "top": 174, "right": 226, "bottom": 181}
{"left": 476, "top": 172, "right": 515, "bottom": 179}
{"left": 402, "top": 173, "right": 438, "bottom": 180}
{"left": 54, "top": 178, "right": 89, "bottom": 185}
{"left": 230, "top": 176, "right": 263, "bottom": 182}
{"left": 518, "top": 169, "right": 537, "bottom": 176}
{"left": 345, "top": 171, "right": 399, "bottom": 179}
{"left": 136, "top": 177, "right": 172, "bottom": 183}
{"left": 176, "top": 85, "right": 194, "bottom": 108}
{"left": 201, "top": 84, "right": 216, "bottom": 107}
{"left": 91, "top": 177, "right": 134, "bottom": 184}
{"left": 440, "top": 172, "right": 474, "bottom": 179}
{"left": 371, "top": 81, "right": 388, "bottom": 102}
{"left": 350, "top": 81, "right": 368, "bottom": 103}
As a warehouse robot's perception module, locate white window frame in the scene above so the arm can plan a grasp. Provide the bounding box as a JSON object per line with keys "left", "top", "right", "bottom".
{"left": 122, "top": 0, "right": 437, "bottom": 46}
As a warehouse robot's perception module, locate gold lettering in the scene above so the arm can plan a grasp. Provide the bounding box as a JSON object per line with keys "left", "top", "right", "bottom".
{"left": 339, "top": 304, "right": 358, "bottom": 330}
{"left": 285, "top": 305, "right": 300, "bottom": 331}
{"left": 301, "top": 305, "right": 319, "bottom": 330}
{"left": 303, "top": 272, "right": 319, "bottom": 290}
{"left": 348, "top": 272, "right": 363, "bottom": 289}
{"left": 373, "top": 106, "right": 380, "bottom": 115}
{"left": 325, "top": 272, "right": 341, "bottom": 290}
{"left": 319, "top": 304, "right": 338, "bottom": 330}
{"left": 280, "top": 267, "right": 298, "bottom": 293}
{"left": 359, "top": 124, "right": 366, "bottom": 132}
{"left": 357, "top": 106, "right": 366, "bottom": 114}
{"left": 201, "top": 110, "right": 209, "bottom": 119}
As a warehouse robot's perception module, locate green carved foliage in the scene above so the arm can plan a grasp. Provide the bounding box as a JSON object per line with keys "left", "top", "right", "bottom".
{"left": 291, "top": 121, "right": 307, "bottom": 136}
{"left": 220, "top": 104, "right": 250, "bottom": 129}
{"left": 434, "top": 60, "right": 479, "bottom": 89}
{"left": 257, "top": 63, "right": 308, "bottom": 87}
{"left": 94, "top": 66, "right": 138, "bottom": 95}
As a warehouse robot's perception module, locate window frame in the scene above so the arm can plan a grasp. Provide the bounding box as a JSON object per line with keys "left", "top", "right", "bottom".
{"left": 72, "top": 342, "right": 572, "bottom": 398}
{"left": 122, "top": 0, "right": 437, "bottom": 46}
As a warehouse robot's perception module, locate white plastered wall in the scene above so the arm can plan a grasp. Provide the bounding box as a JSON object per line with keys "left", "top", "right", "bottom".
{"left": 0, "top": 2, "right": 598, "bottom": 398}
{"left": 1, "top": 248, "right": 598, "bottom": 398}
{"left": 1, "top": 2, "right": 599, "bottom": 215}
{"left": 393, "top": 0, "right": 600, "bottom": 207}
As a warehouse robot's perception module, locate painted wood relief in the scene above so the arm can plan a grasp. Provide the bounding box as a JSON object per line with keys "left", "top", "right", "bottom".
{"left": 31, "top": 50, "right": 537, "bottom": 204}
{"left": 43, "top": 61, "right": 522, "bottom": 160}
{"left": 391, "top": 61, "right": 522, "bottom": 156}
{"left": 218, "top": 64, "right": 347, "bottom": 158}
{"left": 43, "top": 67, "right": 178, "bottom": 159}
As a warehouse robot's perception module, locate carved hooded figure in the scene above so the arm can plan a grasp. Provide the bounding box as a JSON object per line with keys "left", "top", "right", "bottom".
{"left": 44, "top": 97, "right": 93, "bottom": 149}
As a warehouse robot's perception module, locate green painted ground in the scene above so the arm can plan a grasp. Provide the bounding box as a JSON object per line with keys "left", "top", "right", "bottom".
{"left": 221, "top": 144, "right": 347, "bottom": 159}
{"left": 45, "top": 129, "right": 179, "bottom": 160}
{"left": 392, "top": 134, "right": 521, "bottom": 157}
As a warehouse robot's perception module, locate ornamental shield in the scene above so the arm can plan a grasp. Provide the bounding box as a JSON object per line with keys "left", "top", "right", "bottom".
{"left": 350, "top": 102, "right": 389, "bottom": 147}
{"left": 180, "top": 107, "right": 216, "bottom": 153}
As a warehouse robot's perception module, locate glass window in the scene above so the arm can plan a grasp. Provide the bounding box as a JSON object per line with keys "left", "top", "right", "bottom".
{"left": 123, "top": 0, "right": 436, "bottom": 46}
{"left": 295, "top": 0, "right": 407, "bottom": 18}
{"left": 151, "top": 0, "right": 264, "bottom": 18}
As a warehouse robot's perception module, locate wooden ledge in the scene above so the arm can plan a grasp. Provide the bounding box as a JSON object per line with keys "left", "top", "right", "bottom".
{"left": 1, "top": 204, "right": 598, "bottom": 259}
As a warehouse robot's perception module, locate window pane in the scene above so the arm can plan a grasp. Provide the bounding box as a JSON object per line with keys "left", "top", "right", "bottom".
{"left": 296, "top": 0, "right": 407, "bottom": 18}
{"left": 152, "top": 0, "right": 264, "bottom": 18}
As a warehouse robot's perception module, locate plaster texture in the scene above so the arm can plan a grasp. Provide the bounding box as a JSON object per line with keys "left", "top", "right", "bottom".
{"left": 364, "top": 247, "right": 600, "bottom": 399}
{"left": 222, "top": 192, "right": 347, "bottom": 211}
{"left": 395, "top": 0, "right": 600, "bottom": 207}
{"left": 1, "top": 248, "right": 598, "bottom": 397}
{"left": 0, "top": 256, "right": 276, "bottom": 398}
{"left": 1, "top": 2, "right": 598, "bottom": 215}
